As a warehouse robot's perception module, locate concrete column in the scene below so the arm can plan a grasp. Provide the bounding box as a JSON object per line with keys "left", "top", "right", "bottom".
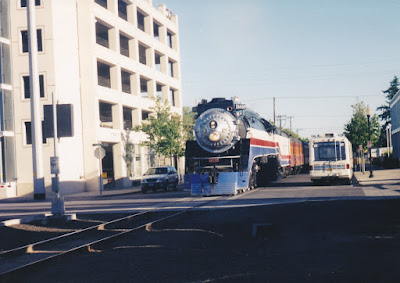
{"left": 148, "top": 79, "right": 156, "bottom": 99}
{"left": 129, "top": 72, "right": 135, "bottom": 95}
{"left": 108, "top": 0, "right": 116, "bottom": 14}
{"left": 146, "top": 47, "right": 154, "bottom": 68}
{"left": 109, "top": 28, "right": 118, "bottom": 52}
{"left": 132, "top": 38, "right": 139, "bottom": 62}
{"left": 144, "top": 13, "right": 151, "bottom": 35}
{"left": 161, "top": 85, "right": 168, "bottom": 104}
{"left": 128, "top": 37, "right": 135, "bottom": 60}
{"left": 132, "top": 73, "right": 140, "bottom": 96}
{"left": 112, "top": 103, "right": 121, "bottom": 130}
{"left": 160, "top": 54, "right": 168, "bottom": 74}
{"left": 110, "top": 65, "right": 118, "bottom": 90}
{"left": 175, "top": 89, "right": 182, "bottom": 108}
{"left": 132, "top": 108, "right": 141, "bottom": 126}
{"left": 127, "top": 3, "right": 135, "bottom": 25}
{"left": 159, "top": 25, "right": 167, "bottom": 46}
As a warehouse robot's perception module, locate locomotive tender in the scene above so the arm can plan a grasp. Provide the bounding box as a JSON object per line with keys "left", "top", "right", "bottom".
{"left": 185, "top": 97, "right": 307, "bottom": 196}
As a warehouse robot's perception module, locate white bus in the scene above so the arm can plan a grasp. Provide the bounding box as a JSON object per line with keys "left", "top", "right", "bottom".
{"left": 309, "top": 133, "right": 353, "bottom": 184}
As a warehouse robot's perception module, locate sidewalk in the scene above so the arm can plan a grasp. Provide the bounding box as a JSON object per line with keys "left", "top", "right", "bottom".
{"left": 354, "top": 168, "right": 400, "bottom": 197}
{"left": 0, "top": 185, "right": 143, "bottom": 204}
{"left": 354, "top": 168, "right": 400, "bottom": 186}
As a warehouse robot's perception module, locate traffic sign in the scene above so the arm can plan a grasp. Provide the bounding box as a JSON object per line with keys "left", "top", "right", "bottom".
{"left": 95, "top": 147, "right": 106, "bottom": 159}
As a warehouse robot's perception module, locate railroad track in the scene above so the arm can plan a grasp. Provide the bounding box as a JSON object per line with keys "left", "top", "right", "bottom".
{"left": 0, "top": 195, "right": 226, "bottom": 279}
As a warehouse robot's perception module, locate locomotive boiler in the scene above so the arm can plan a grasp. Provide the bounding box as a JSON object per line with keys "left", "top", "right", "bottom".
{"left": 185, "top": 97, "right": 306, "bottom": 196}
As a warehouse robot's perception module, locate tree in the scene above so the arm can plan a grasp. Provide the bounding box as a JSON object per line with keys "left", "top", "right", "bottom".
{"left": 133, "top": 99, "right": 185, "bottom": 165}
{"left": 376, "top": 76, "right": 399, "bottom": 147}
{"left": 344, "top": 101, "right": 380, "bottom": 152}
{"left": 121, "top": 129, "right": 135, "bottom": 177}
{"left": 182, "top": 106, "right": 195, "bottom": 141}
{"left": 281, "top": 128, "right": 306, "bottom": 142}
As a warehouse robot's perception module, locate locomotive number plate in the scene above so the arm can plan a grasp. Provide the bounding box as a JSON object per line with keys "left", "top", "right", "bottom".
{"left": 209, "top": 158, "right": 219, "bottom": 163}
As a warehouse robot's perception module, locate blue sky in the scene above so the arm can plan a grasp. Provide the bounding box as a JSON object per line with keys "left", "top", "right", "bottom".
{"left": 153, "top": 0, "right": 400, "bottom": 138}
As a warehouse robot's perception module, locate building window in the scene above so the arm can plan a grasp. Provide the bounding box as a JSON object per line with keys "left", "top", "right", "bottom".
{"left": 137, "top": 10, "right": 145, "bottom": 32}
{"left": 99, "top": 102, "right": 113, "bottom": 128}
{"left": 119, "top": 33, "right": 130, "bottom": 57}
{"left": 97, "top": 61, "right": 111, "bottom": 88}
{"left": 153, "top": 21, "right": 160, "bottom": 40}
{"left": 140, "top": 77, "right": 149, "bottom": 97}
{"left": 142, "top": 110, "right": 150, "bottom": 121}
{"left": 168, "top": 60, "right": 174, "bottom": 77}
{"left": 23, "top": 75, "right": 45, "bottom": 99}
{"left": 156, "top": 84, "right": 163, "bottom": 100}
{"left": 21, "top": 29, "right": 43, "bottom": 53}
{"left": 123, "top": 107, "right": 133, "bottom": 130}
{"left": 95, "top": 22, "right": 110, "bottom": 49}
{"left": 169, "top": 89, "right": 176, "bottom": 107}
{"left": 25, "top": 121, "right": 46, "bottom": 145}
{"left": 155, "top": 52, "right": 161, "bottom": 72}
{"left": 121, "top": 70, "right": 132, "bottom": 94}
{"left": 138, "top": 43, "right": 147, "bottom": 65}
{"left": 20, "top": 0, "right": 41, "bottom": 7}
{"left": 167, "top": 31, "right": 173, "bottom": 48}
{"left": 118, "top": 0, "right": 128, "bottom": 21}
{"left": 94, "top": 0, "right": 107, "bottom": 9}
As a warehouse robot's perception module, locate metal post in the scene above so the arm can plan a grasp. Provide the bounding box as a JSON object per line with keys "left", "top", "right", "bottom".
{"left": 366, "top": 106, "right": 373, "bottom": 178}
{"left": 27, "top": 0, "right": 45, "bottom": 199}
{"left": 386, "top": 126, "right": 389, "bottom": 157}
{"left": 273, "top": 97, "right": 276, "bottom": 127}
{"left": 93, "top": 143, "right": 104, "bottom": 196}
{"left": 51, "top": 92, "right": 64, "bottom": 215}
{"left": 99, "top": 146, "right": 103, "bottom": 196}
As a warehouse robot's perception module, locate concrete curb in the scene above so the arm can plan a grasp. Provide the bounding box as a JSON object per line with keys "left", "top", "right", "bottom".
{"left": 0, "top": 213, "right": 77, "bottom": 228}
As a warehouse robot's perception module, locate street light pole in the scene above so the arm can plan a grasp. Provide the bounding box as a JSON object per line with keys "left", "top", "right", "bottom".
{"left": 366, "top": 106, "right": 373, "bottom": 178}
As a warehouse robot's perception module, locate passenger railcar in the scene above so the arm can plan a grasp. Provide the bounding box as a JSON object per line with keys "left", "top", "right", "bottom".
{"left": 185, "top": 98, "right": 307, "bottom": 196}
{"left": 309, "top": 133, "right": 353, "bottom": 184}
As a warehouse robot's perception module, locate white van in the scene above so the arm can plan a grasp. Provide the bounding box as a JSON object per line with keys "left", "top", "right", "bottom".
{"left": 309, "top": 133, "right": 353, "bottom": 184}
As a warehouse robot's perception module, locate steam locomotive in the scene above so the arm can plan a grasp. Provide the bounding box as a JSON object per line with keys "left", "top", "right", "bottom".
{"left": 185, "top": 98, "right": 307, "bottom": 196}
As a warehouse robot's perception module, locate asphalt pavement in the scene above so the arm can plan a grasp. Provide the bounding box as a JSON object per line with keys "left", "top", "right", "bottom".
{"left": 1, "top": 169, "right": 400, "bottom": 226}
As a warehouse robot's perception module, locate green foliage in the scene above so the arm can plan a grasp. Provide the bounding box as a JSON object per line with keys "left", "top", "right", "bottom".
{"left": 121, "top": 129, "right": 135, "bottom": 177}
{"left": 133, "top": 99, "right": 185, "bottom": 159}
{"left": 376, "top": 76, "right": 399, "bottom": 147}
{"left": 377, "top": 76, "right": 399, "bottom": 125}
{"left": 344, "top": 101, "right": 380, "bottom": 152}
{"left": 281, "top": 128, "right": 306, "bottom": 141}
{"left": 182, "top": 106, "right": 195, "bottom": 141}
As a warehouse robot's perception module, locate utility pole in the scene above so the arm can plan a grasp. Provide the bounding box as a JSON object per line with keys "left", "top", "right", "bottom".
{"left": 273, "top": 97, "right": 276, "bottom": 127}
{"left": 276, "top": 115, "right": 286, "bottom": 131}
{"left": 51, "top": 92, "right": 65, "bottom": 214}
{"left": 287, "top": 116, "right": 294, "bottom": 133}
{"left": 27, "top": 0, "right": 45, "bottom": 200}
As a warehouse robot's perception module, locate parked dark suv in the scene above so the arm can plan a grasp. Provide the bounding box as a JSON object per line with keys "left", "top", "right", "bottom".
{"left": 141, "top": 166, "right": 179, "bottom": 193}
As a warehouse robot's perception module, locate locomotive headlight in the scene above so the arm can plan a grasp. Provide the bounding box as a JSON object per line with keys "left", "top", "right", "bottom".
{"left": 209, "top": 120, "right": 217, "bottom": 129}
{"left": 209, "top": 132, "right": 220, "bottom": 142}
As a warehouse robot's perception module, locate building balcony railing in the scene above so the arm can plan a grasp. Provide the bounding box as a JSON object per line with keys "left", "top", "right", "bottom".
{"left": 122, "top": 83, "right": 131, "bottom": 94}
{"left": 100, "top": 121, "right": 113, "bottom": 128}
{"left": 98, "top": 76, "right": 111, "bottom": 88}
{"left": 120, "top": 46, "right": 129, "bottom": 57}
{"left": 96, "top": 36, "right": 109, "bottom": 49}
{"left": 119, "top": 11, "right": 128, "bottom": 21}
{"left": 124, "top": 121, "right": 133, "bottom": 130}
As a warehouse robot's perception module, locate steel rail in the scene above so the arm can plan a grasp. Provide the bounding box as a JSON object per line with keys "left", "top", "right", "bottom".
{"left": 0, "top": 196, "right": 225, "bottom": 278}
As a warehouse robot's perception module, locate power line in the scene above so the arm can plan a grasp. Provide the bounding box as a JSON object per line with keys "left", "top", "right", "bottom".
{"left": 244, "top": 95, "right": 379, "bottom": 102}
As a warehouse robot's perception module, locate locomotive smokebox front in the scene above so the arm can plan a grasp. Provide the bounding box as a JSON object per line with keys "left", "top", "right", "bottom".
{"left": 194, "top": 108, "right": 240, "bottom": 153}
